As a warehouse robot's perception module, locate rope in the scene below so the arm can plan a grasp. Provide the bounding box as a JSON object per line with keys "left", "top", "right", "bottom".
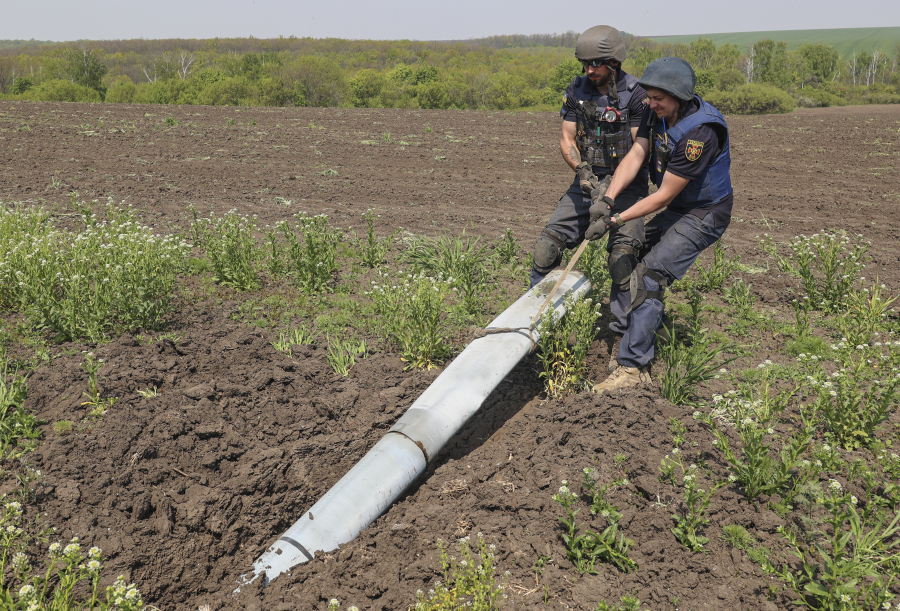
{"left": 472, "top": 239, "right": 590, "bottom": 352}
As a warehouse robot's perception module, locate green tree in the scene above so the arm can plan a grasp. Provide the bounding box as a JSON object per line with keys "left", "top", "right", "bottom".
{"left": 197, "top": 76, "right": 257, "bottom": 105}
{"left": 276, "top": 56, "right": 347, "bottom": 107}
{"left": 695, "top": 69, "right": 718, "bottom": 97}
{"left": 24, "top": 79, "right": 102, "bottom": 103}
{"left": 489, "top": 72, "right": 538, "bottom": 110}
{"left": 689, "top": 37, "right": 717, "bottom": 70}
{"left": 847, "top": 51, "right": 872, "bottom": 86}
{"left": 413, "top": 64, "right": 439, "bottom": 85}
{"left": 714, "top": 43, "right": 740, "bottom": 72}
{"left": 546, "top": 58, "right": 581, "bottom": 93}
{"left": 105, "top": 76, "right": 137, "bottom": 103}
{"left": 628, "top": 44, "right": 665, "bottom": 76}
{"left": 349, "top": 68, "right": 384, "bottom": 107}
{"left": 134, "top": 77, "right": 199, "bottom": 105}
{"left": 717, "top": 69, "right": 745, "bottom": 91}
{"left": 11, "top": 76, "right": 33, "bottom": 94}
{"left": 46, "top": 46, "right": 108, "bottom": 97}
{"left": 417, "top": 80, "right": 450, "bottom": 109}
{"left": 386, "top": 63, "right": 415, "bottom": 84}
{"left": 752, "top": 39, "right": 789, "bottom": 88}
{"left": 796, "top": 43, "right": 840, "bottom": 83}
{"left": 705, "top": 83, "right": 795, "bottom": 114}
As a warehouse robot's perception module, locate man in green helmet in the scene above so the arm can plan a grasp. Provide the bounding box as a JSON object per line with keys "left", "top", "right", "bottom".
{"left": 530, "top": 25, "right": 649, "bottom": 372}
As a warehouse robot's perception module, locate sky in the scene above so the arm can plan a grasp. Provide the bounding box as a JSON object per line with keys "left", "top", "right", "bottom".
{"left": 2, "top": 0, "right": 899, "bottom": 42}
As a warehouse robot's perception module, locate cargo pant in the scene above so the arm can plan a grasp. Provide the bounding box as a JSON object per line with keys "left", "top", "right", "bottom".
{"left": 615, "top": 208, "right": 729, "bottom": 369}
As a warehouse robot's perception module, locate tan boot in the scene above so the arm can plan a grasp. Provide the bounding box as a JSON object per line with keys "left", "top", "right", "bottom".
{"left": 608, "top": 334, "right": 623, "bottom": 372}
{"left": 593, "top": 365, "right": 651, "bottom": 394}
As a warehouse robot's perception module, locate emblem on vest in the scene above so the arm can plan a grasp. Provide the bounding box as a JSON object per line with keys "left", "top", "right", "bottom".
{"left": 685, "top": 139, "right": 704, "bottom": 162}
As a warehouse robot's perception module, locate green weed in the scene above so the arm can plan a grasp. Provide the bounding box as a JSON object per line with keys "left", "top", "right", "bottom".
{"left": 671, "top": 468, "right": 724, "bottom": 552}
{"left": 0, "top": 201, "right": 189, "bottom": 341}
{"left": 703, "top": 363, "right": 816, "bottom": 501}
{"left": 581, "top": 467, "right": 626, "bottom": 523}
{"left": 491, "top": 229, "right": 519, "bottom": 266}
{"left": 414, "top": 533, "right": 506, "bottom": 611}
{"left": 658, "top": 291, "right": 736, "bottom": 407}
{"left": 369, "top": 272, "right": 452, "bottom": 369}
{"left": 52, "top": 420, "right": 74, "bottom": 435}
{"left": 270, "top": 325, "right": 315, "bottom": 356}
{"left": 403, "top": 231, "right": 490, "bottom": 317}
{"left": 801, "top": 345, "right": 900, "bottom": 450}
{"left": 326, "top": 336, "right": 366, "bottom": 376}
{"left": 347, "top": 210, "right": 398, "bottom": 269}
{"left": 0, "top": 351, "right": 39, "bottom": 455}
{"left": 80, "top": 352, "right": 116, "bottom": 418}
{"left": 536, "top": 295, "right": 599, "bottom": 397}
{"left": 837, "top": 282, "right": 898, "bottom": 347}
{"left": 190, "top": 208, "right": 259, "bottom": 291}
{"left": 722, "top": 277, "right": 757, "bottom": 334}
{"left": 594, "top": 595, "right": 648, "bottom": 611}
{"left": 276, "top": 213, "right": 342, "bottom": 294}
{"left": 778, "top": 484, "right": 900, "bottom": 610}
{"left": 695, "top": 239, "right": 741, "bottom": 291}
{"left": 552, "top": 481, "right": 638, "bottom": 574}
{"left": 760, "top": 232, "right": 870, "bottom": 313}
{"left": 0, "top": 530, "right": 146, "bottom": 611}
{"left": 720, "top": 524, "right": 777, "bottom": 573}
{"left": 563, "top": 236, "right": 612, "bottom": 296}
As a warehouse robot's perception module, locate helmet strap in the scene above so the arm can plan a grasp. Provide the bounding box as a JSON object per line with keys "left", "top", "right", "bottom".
{"left": 606, "top": 63, "right": 619, "bottom": 102}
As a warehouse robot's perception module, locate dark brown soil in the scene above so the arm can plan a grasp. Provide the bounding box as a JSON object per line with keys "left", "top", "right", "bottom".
{"left": 1, "top": 100, "right": 899, "bottom": 611}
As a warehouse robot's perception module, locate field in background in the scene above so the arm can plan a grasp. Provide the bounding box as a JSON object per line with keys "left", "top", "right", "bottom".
{"left": 651, "top": 26, "right": 900, "bottom": 56}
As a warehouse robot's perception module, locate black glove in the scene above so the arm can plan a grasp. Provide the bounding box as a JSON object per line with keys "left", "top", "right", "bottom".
{"left": 575, "top": 162, "right": 597, "bottom": 194}
{"left": 585, "top": 215, "right": 614, "bottom": 241}
{"left": 589, "top": 195, "right": 614, "bottom": 224}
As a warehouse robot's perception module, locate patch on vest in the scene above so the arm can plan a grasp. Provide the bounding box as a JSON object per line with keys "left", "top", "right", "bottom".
{"left": 685, "top": 139, "right": 704, "bottom": 162}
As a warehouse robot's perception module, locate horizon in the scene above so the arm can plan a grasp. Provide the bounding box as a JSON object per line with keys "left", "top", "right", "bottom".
{"left": 2, "top": 24, "right": 899, "bottom": 45}
{"left": 2, "top": 0, "right": 898, "bottom": 43}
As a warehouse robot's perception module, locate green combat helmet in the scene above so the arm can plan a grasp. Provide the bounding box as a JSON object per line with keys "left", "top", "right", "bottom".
{"left": 575, "top": 25, "right": 627, "bottom": 64}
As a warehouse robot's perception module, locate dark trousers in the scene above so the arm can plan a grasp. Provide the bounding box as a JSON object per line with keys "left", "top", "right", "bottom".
{"left": 616, "top": 208, "right": 729, "bottom": 369}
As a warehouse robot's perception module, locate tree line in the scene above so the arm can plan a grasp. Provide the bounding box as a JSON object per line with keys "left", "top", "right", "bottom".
{"left": 0, "top": 34, "right": 897, "bottom": 112}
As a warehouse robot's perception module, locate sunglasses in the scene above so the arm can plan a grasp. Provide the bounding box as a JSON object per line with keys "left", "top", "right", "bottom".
{"left": 580, "top": 59, "right": 609, "bottom": 68}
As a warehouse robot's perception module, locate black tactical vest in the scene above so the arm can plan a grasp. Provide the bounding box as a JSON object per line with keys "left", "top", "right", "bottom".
{"left": 573, "top": 73, "right": 640, "bottom": 172}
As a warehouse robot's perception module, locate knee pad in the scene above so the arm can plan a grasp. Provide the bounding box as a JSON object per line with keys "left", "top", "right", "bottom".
{"left": 608, "top": 245, "right": 638, "bottom": 289}
{"left": 532, "top": 229, "right": 565, "bottom": 274}
{"left": 628, "top": 263, "right": 668, "bottom": 312}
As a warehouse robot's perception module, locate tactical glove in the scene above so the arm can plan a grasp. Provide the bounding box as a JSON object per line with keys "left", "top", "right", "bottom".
{"left": 575, "top": 162, "right": 598, "bottom": 194}
{"left": 589, "top": 195, "right": 614, "bottom": 225}
{"left": 585, "top": 215, "right": 614, "bottom": 241}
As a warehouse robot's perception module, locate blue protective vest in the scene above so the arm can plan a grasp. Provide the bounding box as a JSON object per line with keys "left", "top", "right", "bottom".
{"left": 649, "top": 97, "right": 732, "bottom": 211}
{"left": 566, "top": 73, "right": 641, "bottom": 173}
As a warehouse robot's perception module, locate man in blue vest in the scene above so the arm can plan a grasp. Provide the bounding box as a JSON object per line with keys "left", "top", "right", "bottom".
{"left": 588, "top": 57, "right": 733, "bottom": 394}
{"left": 530, "top": 26, "right": 649, "bottom": 365}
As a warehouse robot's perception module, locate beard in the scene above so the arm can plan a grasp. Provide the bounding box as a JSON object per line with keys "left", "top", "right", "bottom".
{"left": 589, "top": 72, "right": 611, "bottom": 88}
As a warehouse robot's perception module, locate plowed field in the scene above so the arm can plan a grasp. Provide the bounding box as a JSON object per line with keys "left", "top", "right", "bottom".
{"left": 1, "top": 100, "right": 899, "bottom": 611}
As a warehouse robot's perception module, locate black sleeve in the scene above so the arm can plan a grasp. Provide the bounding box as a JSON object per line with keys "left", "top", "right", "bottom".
{"left": 636, "top": 109, "right": 652, "bottom": 141}
{"left": 627, "top": 84, "right": 648, "bottom": 128}
{"left": 665, "top": 124, "right": 722, "bottom": 181}
{"left": 561, "top": 80, "right": 579, "bottom": 122}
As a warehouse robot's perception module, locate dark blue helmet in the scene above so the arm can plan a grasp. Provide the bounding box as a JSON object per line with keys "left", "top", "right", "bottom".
{"left": 638, "top": 57, "right": 696, "bottom": 101}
